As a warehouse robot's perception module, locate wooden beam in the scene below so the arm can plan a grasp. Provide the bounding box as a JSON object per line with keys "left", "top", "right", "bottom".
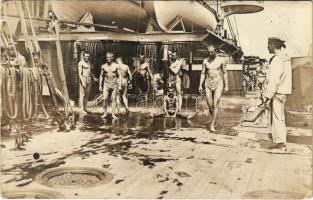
{"left": 17, "top": 31, "right": 210, "bottom": 43}
{"left": 54, "top": 19, "right": 71, "bottom": 116}
{"left": 5, "top": 14, "right": 123, "bottom": 31}
{"left": 16, "top": 29, "right": 240, "bottom": 55}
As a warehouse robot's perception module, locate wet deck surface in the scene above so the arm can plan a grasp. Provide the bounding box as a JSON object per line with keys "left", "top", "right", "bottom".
{"left": 1, "top": 97, "right": 312, "bottom": 199}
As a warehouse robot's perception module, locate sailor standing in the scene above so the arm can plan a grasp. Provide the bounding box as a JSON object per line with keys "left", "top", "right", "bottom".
{"left": 78, "top": 52, "right": 97, "bottom": 114}
{"left": 260, "top": 37, "right": 292, "bottom": 151}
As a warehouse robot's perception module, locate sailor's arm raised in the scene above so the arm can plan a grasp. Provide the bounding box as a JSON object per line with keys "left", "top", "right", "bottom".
{"left": 199, "top": 59, "right": 207, "bottom": 94}
{"left": 221, "top": 61, "right": 229, "bottom": 92}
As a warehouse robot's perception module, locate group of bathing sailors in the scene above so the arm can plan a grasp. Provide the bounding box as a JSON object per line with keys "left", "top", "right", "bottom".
{"left": 1, "top": 36, "right": 291, "bottom": 150}
{"left": 78, "top": 45, "right": 229, "bottom": 132}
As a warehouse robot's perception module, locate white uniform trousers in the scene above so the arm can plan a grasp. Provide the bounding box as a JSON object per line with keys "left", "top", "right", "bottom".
{"left": 270, "top": 94, "right": 287, "bottom": 143}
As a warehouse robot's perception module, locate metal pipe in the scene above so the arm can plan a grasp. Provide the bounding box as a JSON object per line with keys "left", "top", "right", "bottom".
{"left": 162, "top": 44, "right": 168, "bottom": 95}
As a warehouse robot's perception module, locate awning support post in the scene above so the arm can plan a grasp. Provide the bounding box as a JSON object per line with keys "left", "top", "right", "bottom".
{"left": 53, "top": 19, "right": 72, "bottom": 116}
{"left": 162, "top": 44, "right": 169, "bottom": 95}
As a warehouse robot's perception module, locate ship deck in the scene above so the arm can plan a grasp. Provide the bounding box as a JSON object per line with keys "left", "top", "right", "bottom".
{"left": 1, "top": 96, "right": 312, "bottom": 199}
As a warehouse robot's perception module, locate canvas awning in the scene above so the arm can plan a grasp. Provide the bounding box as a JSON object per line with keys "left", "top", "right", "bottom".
{"left": 16, "top": 29, "right": 241, "bottom": 55}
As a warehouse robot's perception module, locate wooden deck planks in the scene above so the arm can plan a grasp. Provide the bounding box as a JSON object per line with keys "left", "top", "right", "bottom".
{"left": 194, "top": 148, "right": 242, "bottom": 198}
{"left": 169, "top": 143, "right": 225, "bottom": 198}
{"left": 118, "top": 140, "right": 197, "bottom": 198}
{"left": 229, "top": 148, "right": 261, "bottom": 198}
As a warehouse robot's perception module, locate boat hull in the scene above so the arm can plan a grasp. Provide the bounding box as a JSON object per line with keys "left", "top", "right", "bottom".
{"left": 144, "top": 1, "right": 218, "bottom": 32}
{"left": 51, "top": 0, "right": 148, "bottom": 32}
{"left": 221, "top": 1, "right": 264, "bottom": 17}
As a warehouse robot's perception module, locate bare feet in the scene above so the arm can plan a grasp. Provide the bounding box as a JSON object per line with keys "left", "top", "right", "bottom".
{"left": 209, "top": 108, "right": 213, "bottom": 116}
{"left": 187, "top": 113, "right": 195, "bottom": 119}
{"left": 112, "top": 113, "right": 118, "bottom": 119}
{"left": 269, "top": 143, "right": 285, "bottom": 150}
{"left": 210, "top": 124, "right": 216, "bottom": 132}
{"left": 101, "top": 112, "right": 107, "bottom": 119}
{"left": 266, "top": 143, "right": 287, "bottom": 153}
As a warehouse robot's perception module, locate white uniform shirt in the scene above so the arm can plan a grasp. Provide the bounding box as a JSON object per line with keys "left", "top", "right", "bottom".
{"left": 264, "top": 55, "right": 292, "bottom": 99}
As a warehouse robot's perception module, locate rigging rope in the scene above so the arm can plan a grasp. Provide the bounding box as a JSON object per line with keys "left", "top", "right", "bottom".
{"left": 233, "top": 15, "right": 241, "bottom": 46}
{"left": 21, "top": 67, "right": 33, "bottom": 121}
{"left": 4, "top": 68, "right": 18, "bottom": 119}
{"left": 226, "top": 17, "right": 236, "bottom": 40}
{"left": 1, "top": 66, "right": 49, "bottom": 121}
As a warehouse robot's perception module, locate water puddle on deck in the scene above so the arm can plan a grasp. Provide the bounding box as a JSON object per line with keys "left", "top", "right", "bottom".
{"left": 1, "top": 107, "right": 311, "bottom": 188}
{"left": 81, "top": 109, "right": 241, "bottom": 137}
{"left": 71, "top": 110, "right": 242, "bottom": 166}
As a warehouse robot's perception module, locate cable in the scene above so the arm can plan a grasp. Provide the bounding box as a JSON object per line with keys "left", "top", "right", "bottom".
{"left": 226, "top": 17, "right": 236, "bottom": 40}
{"left": 233, "top": 15, "right": 241, "bottom": 46}
{"left": 226, "top": 17, "right": 235, "bottom": 39}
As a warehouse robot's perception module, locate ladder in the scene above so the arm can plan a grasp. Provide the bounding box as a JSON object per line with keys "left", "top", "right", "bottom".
{"left": 15, "top": 0, "right": 42, "bottom": 66}
{"left": 14, "top": 0, "right": 73, "bottom": 117}
{"left": 0, "top": 3, "right": 18, "bottom": 58}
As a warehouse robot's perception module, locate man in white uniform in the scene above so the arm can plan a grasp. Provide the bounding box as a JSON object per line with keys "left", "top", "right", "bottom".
{"left": 260, "top": 37, "right": 292, "bottom": 151}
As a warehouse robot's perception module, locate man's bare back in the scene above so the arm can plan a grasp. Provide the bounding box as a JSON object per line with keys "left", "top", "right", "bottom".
{"left": 138, "top": 62, "right": 149, "bottom": 77}
{"left": 118, "top": 63, "right": 132, "bottom": 89}
{"left": 119, "top": 64, "right": 130, "bottom": 79}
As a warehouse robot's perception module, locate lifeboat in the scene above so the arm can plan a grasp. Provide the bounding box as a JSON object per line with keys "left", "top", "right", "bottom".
{"left": 220, "top": 1, "right": 264, "bottom": 17}
{"left": 144, "top": 1, "right": 218, "bottom": 32}
{"left": 3, "top": 0, "right": 149, "bottom": 33}
{"left": 4, "top": 0, "right": 220, "bottom": 33}
{"left": 50, "top": 0, "right": 148, "bottom": 32}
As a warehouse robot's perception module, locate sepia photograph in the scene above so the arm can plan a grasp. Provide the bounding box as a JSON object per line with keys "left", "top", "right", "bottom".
{"left": 0, "top": 0, "right": 312, "bottom": 199}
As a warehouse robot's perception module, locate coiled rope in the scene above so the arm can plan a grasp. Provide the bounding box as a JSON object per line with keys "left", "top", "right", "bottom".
{"left": 4, "top": 67, "right": 18, "bottom": 119}
{"left": 2, "top": 66, "right": 49, "bottom": 121}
